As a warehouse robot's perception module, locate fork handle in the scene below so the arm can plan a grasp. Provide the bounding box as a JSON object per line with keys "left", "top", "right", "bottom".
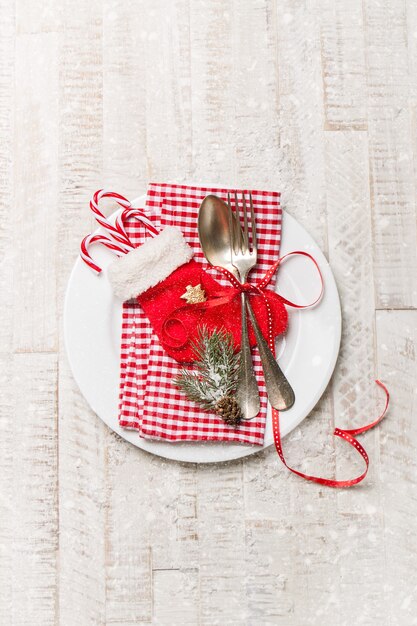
{"left": 246, "top": 299, "right": 295, "bottom": 411}
{"left": 236, "top": 292, "right": 260, "bottom": 419}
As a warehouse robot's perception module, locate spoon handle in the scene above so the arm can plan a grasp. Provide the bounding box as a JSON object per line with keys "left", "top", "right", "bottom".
{"left": 246, "top": 299, "right": 295, "bottom": 411}
{"left": 236, "top": 292, "right": 261, "bottom": 419}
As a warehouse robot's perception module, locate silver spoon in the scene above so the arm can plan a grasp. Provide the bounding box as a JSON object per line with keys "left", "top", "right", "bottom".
{"left": 198, "top": 194, "right": 295, "bottom": 412}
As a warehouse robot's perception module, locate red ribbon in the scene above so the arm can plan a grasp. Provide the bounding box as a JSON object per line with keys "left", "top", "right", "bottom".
{"left": 162, "top": 251, "right": 323, "bottom": 350}
{"left": 271, "top": 382, "right": 389, "bottom": 488}
{"left": 214, "top": 251, "right": 324, "bottom": 351}
{"left": 216, "top": 252, "right": 389, "bottom": 488}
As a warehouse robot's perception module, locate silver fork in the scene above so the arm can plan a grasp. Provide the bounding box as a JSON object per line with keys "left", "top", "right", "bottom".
{"left": 227, "top": 192, "right": 260, "bottom": 419}
{"left": 228, "top": 192, "right": 295, "bottom": 413}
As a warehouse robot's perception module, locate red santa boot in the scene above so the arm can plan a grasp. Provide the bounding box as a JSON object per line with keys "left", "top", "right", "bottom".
{"left": 108, "top": 226, "right": 288, "bottom": 362}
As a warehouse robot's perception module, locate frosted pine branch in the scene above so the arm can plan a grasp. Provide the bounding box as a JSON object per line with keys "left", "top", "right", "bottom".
{"left": 174, "top": 326, "right": 240, "bottom": 413}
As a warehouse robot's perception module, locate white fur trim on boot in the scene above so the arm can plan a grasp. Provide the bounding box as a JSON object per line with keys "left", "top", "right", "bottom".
{"left": 108, "top": 226, "right": 193, "bottom": 301}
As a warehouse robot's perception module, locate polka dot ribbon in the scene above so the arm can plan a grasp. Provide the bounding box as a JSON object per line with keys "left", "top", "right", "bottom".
{"left": 216, "top": 253, "right": 390, "bottom": 488}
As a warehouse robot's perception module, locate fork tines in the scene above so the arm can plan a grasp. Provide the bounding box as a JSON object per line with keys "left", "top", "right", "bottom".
{"left": 227, "top": 191, "right": 257, "bottom": 254}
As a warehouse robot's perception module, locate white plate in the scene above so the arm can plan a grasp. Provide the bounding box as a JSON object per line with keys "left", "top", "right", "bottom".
{"left": 64, "top": 195, "right": 341, "bottom": 463}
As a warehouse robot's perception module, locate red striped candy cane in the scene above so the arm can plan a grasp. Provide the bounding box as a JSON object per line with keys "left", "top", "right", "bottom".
{"left": 81, "top": 190, "right": 159, "bottom": 273}
{"left": 90, "top": 189, "right": 159, "bottom": 247}
{"left": 80, "top": 233, "right": 129, "bottom": 274}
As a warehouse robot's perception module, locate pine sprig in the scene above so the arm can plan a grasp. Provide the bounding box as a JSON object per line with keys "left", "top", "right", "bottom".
{"left": 174, "top": 326, "right": 240, "bottom": 411}
{"left": 173, "top": 369, "right": 215, "bottom": 410}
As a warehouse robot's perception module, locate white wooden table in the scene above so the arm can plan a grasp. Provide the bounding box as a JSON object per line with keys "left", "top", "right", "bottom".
{"left": 1, "top": 1, "right": 416, "bottom": 624}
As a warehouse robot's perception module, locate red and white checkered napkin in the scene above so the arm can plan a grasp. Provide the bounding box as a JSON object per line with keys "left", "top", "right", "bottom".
{"left": 118, "top": 183, "right": 282, "bottom": 445}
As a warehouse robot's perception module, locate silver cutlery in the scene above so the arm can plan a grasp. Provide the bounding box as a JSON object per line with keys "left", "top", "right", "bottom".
{"left": 198, "top": 193, "right": 295, "bottom": 414}
{"left": 198, "top": 195, "right": 260, "bottom": 419}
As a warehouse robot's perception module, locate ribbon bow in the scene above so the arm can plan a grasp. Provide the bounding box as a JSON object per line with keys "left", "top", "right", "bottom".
{"left": 162, "top": 251, "right": 323, "bottom": 352}
{"left": 214, "top": 250, "right": 324, "bottom": 352}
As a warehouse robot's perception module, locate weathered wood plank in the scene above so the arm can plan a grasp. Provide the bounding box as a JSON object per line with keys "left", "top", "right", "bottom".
{"left": 103, "top": 0, "right": 148, "bottom": 195}
{"left": 0, "top": 0, "right": 14, "bottom": 358}
{"left": 104, "top": 445, "right": 153, "bottom": 624}
{"left": 325, "top": 131, "right": 379, "bottom": 491}
{"left": 324, "top": 130, "right": 387, "bottom": 625}
{"left": 57, "top": 2, "right": 107, "bottom": 624}
{"left": 101, "top": 2, "right": 201, "bottom": 621}
{"left": 151, "top": 569, "right": 199, "bottom": 625}
{"left": 231, "top": 0, "right": 280, "bottom": 188}
{"left": 16, "top": 0, "right": 62, "bottom": 34}
{"left": 0, "top": 2, "right": 15, "bottom": 624}
{"left": 143, "top": 0, "right": 193, "bottom": 183}
{"left": 189, "top": 0, "right": 235, "bottom": 184}
{"left": 245, "top": 519, "right": 294, "bottom": 625}
{"left": 273, "top": 6, "right": 339, "bottom": 620}
{"left": 364, "top": 0, "right": 417, "bottom": 308}
{"left": 13, "top": 33, "right": 59, "bottom": 352}
{"left": 407, "top": 0, "right": 417, "bottom": 100}
{"left": 244, "top": 392, "right": 338, "bottom": 626}
{"left": 8, "top": 354, "right": 58, "bottom": 625}
{"left": 58, "top": 357, "right": 107, "bottom": 626}
{"left": 197, "top": 463, "right": 246, "bottom": 626}
{"left": 0, "top": 355, "right": 13, "bottom": 621}
{"left": 376, "top": 310, "right": 417, "bottom": 626}
{"left": 104, "top": 442, "right": 200, "bottom": 622}
{"left": 147, "top": 461, "right": 199, "bottom": 572}
{"left": 320, "top": 0, "right": 367, "bottom": 130}
{"left": 275, "top": 0, "right": 328, "bottom": 251}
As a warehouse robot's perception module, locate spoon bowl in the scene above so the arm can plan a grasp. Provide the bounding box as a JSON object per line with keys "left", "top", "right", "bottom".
{"left": 198, "top": 195, "right": 239, "bottom": 276}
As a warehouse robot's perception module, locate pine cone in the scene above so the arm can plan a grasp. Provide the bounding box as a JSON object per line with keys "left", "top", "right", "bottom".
{"left": 215, "top": 395, "right": 242, "bottom": 427}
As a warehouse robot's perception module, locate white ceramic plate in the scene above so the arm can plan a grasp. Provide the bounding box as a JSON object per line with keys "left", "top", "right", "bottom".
{"left": 64, "top": 195, "right": 341, "bottom": 463}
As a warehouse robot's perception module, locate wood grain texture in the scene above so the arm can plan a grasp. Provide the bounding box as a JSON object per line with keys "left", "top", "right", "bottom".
{"left": 1, "top": 0, "right": 417, "bottom": 624}
{"left": 16, "top": 0, "right": 62, "bottom": 34}
{"left": 197, "top": 463, "right": 246, "bottom": 625}
{"left": 152, "top": 569, "right": 199, "bottom": 625}
{"left": 320, "top": 0, "right": 367, "bottom": 130}
{"left": 102, "top": 0, "right": 148, "bottom": 195}
{"left": 13, "top": 32, "right": 59, "bottom": 352}
{"left": 364, "top": 0, "right": 417, "bottom": 308}
{"left": 105, "top": 446, "right": 153, "bottom": 624}
{"left": 0, "top": 0, "right": 14, "bottom": 357}
{"left": 189, "top": 0, "right": 235, "bottom": 185}
{"left": 0, "top": 3, "right": 17, "bottom": 622}
{"left": 9, "top": 354, "right": 58, "bottom": 625}
{"left": 243, "top": 390, "right": 339, "bottom": 626}
{"left": 275, "top": 0, "right": 328, "bottom": 251}
{"left": 325, "top": 131, "right": 378, "bottom": 484}
{"left": 57, "top": 2, "right": 107, "bottom": 624}
{"left": 376, "top": 310, "right": 417, "bottom": 626}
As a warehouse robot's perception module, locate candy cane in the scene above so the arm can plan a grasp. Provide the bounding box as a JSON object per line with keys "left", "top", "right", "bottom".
{"left": 90, "top": 189, "right": 133, "bottom": 246}
{"left": 90, "top": 189, "right": 159, "bottom": 246}
{"left": 80, "top": 233, "right": 128, "bottom": 274}
{"left": 120, "top": 207, "right": 159, "bottom": 236}
{"left": 81, "top": 189, "right": 160, "bottom": 273}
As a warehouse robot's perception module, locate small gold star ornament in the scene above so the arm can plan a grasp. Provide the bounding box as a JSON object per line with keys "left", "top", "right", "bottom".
{"left": 180, "top": 283, "right": 207, "bottom": 304}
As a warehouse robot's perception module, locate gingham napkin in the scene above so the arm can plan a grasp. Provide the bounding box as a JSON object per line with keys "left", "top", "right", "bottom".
{"left": 118, "top": 183, "right": 282, "bottom": 444}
